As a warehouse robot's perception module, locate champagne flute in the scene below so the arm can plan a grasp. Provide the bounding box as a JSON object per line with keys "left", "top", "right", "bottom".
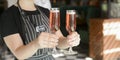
{"left": 49, "top": 8, "right": 60, "bottom": 54}
{"left": 65, "top": 10, "right": 77, "bottom": 55}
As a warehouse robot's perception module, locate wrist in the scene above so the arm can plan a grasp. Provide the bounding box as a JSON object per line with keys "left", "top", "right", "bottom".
{"left": 33, "top": 38, "right": 40, "bottom": 49}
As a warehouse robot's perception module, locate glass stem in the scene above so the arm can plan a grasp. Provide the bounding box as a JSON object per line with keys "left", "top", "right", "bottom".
{"left": 69, "top": 47, "right": 73, "bottom": 52}
{"left": 52, "top": 47, "right": 57, "bottom": 53}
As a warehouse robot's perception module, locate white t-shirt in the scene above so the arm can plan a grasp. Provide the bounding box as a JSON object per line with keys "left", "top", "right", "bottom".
{"left": 7, "top": 0, "right": 51, "bottom": 10}
{"left": 7, "top": 0, "right": 17, "bottom": 8}
{"left": 34, "top": 0, "right": 51, "bottom": 10}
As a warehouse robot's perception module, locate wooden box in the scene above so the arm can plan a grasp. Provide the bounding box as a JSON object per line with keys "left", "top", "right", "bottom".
{"left": 89, "top": 19, "right": 120, "bottom": 60}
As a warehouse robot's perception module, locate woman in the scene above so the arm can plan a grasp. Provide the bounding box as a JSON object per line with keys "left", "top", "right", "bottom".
{"left": 7, "top": 0, "right": 51, "bottom": 10}
{"left": 0, "top": 0, "right": 80, "bottom": 60}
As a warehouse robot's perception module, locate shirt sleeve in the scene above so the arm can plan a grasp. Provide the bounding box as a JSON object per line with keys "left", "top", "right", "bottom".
{"left": 0, "top": 10, "right": 19, "bottom": 37}
{"left": 34, "top": 0, "right": 51, "bottom": 10}
{"left": 60, "top": 19, "right": 69, "bottom": 37}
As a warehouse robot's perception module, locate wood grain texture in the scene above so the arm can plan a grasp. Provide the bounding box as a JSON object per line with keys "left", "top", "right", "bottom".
{"left": 89, "top": 19, "right": 120, "bottom": 60}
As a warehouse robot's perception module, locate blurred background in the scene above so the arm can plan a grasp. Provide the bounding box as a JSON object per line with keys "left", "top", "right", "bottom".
{"left": 0, "top": 0, "right": 120, "bottom": 60}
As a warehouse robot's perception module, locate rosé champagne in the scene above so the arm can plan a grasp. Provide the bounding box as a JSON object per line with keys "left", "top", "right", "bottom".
{"left": 66, "top": 10, "right": 76, "bottom": 34}
{"left": 49, "top": 8, "right": 60, "bottom": 33}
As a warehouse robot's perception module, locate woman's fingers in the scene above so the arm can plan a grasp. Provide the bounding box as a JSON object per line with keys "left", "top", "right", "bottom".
{"left": 69, "top": 37, "right": 80, "bottom": 46}
{"left": 48, "top": 42, "right": 58, "bottom": 48}
{"left": 38, "top": 32, "right": 59, "bottom": 48}
{"left": 67, "top": 32, "right": 80, "bottom": 39}
{"left": 67, "top": 32, "right": 81, "bottom": 47}
{"left": 49, "top": 33, "right": 59, "bottom": 40}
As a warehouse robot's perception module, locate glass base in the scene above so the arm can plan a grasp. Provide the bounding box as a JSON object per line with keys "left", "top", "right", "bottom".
{"left": 63, "top": 50, "right": 78, "bottom": 55}
{"left": 52, "top": 53, "right": 64, "bottom": 58}
{"left": 52, "top": 48, "right": 65, "bottom": 58}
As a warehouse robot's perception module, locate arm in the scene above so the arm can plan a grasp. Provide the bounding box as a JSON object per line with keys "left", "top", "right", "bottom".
{"left": 4, "top": 33, "right": 39, "bottom": 59}
{"left": 4, "top": 32, "right": 59, "bottom": 59}
{"left": 56, "top": 30, "right": 69, "bottom": 49}
{"left": 56, "top": 30, "right": 80, "bottom": 49}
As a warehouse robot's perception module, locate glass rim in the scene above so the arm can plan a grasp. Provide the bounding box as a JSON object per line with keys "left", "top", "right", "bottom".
{"left": 51, "top": 8, "right": 59, "bottom": 10}
{"left": 66, "top": 10, "right": 76, "bottom": 14}
{"left": 50, "top": 7, "right": 59, "bottom": 12}
{"left": 66, "top": 9, "right": 76, "bottom": 11}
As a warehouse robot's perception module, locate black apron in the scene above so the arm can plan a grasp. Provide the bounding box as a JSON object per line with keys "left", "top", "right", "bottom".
{"left": 17, "top": 3, "right": 54, "bottom": 60}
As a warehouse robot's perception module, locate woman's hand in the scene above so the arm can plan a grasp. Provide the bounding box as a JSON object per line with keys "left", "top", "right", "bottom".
{"left": 36, "top": 32, "right": 59, "bottom": 49}
{"left": 67, "top": 32, "right": 80, "bottom": 47}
